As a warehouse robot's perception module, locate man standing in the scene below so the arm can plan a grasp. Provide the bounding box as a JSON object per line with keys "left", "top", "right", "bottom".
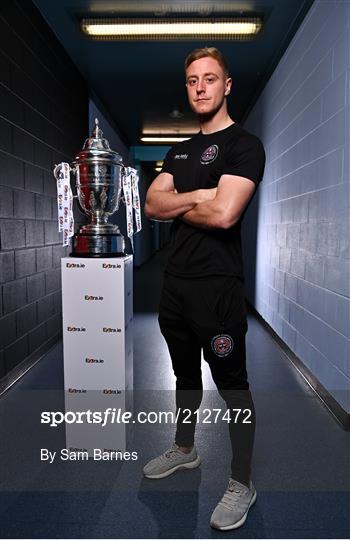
{"left": 143, "top": 47, "right": 265, "bottom": 531}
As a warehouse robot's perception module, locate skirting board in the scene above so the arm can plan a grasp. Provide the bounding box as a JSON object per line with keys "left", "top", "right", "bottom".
{"left": 0, "top": 333, "right": 61, "bottom": 397}
{"left": 247, "top": 302, "right": 350, "bottom": 431}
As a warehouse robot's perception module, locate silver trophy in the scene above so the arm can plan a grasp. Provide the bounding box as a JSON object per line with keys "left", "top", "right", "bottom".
{"left": 55, "top": 119, "right": 125, "bottom": 257}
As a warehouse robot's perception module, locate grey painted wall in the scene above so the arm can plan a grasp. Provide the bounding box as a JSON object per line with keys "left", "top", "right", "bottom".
{"left": 131, "top": 161, "right": 154, "bottom": 267}
{"left": 0, "top": 0, "right": 88, "bottom": 380}
{"left": 89, "top": 99, "right": 129, "bottom": 165}
{"left": 88, "top": 98, "right": 132, "bottom": 252}
{"left": 130, "top": 146, "right": 172, "bottom": 266}
{"left": 242, "top": 0, "right": 350, "bottom": 413}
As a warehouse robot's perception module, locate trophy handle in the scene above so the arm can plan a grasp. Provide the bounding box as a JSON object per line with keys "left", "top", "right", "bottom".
{"left": 53, "top": 163, "right": 76, "bottom": 182}
{"left": 53, "top": 163, "right": 64, "bottom": 181}
{"left": 54, "top": 163, "right": 84, "bottom": 212}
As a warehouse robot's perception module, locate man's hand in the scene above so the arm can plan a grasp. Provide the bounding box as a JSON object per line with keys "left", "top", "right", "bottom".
{"left": 145, "top": 172, "right": 217, "bottom": 221}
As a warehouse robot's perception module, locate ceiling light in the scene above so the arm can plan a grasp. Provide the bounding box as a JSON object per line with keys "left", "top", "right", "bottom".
{"left": 154, "top": 167, "right": 163, "bottom": 172}
{"left": 141, "top": 136, "right": 191, "bottom": 144}
{"left": 169, "top": 109, "right": 184, "bottom": 119}
{"left": 81, "top": 18, "right": 262, "bottom": 41}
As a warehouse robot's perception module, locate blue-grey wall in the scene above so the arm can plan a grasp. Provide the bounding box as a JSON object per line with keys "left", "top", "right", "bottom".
{"left": 242, "top": 0, "right": 350, "bottom": 413}
{"left": 130, "top": 146, "right": 172, "bottom": 266}
{"left": 89, "top": 99, "right": 129, "bottom": 164}
{"left": 88, "top": 98, "right": 132, "bottom": 252}
{"left": 131, "top": 160, "right": 154, "bottom": 267}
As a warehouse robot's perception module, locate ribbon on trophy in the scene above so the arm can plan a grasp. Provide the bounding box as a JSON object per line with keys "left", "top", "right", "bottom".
{"left": 54, "top": 163, "right": 74, "bottom": 247}
{"left": 122, "top": 167, "right": 142, "bottom": 251}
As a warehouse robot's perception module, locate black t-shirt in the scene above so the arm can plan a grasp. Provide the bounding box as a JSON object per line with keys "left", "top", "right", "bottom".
{"left": 161, "top": 122, "right": 265, "bottom": 279}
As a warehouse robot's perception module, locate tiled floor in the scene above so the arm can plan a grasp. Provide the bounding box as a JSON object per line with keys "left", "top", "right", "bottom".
{"left": 0, "top": 248, "right": 349, "bottom": 538}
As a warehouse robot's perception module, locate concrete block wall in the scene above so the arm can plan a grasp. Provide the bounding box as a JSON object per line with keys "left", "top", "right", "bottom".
{"left": 0, "top": 1, "right": 88, "bottom": 381}
{"left": 130, "top": 146, "right": 173, "bottom": 266}
{"left": 243, "top": 0, "right": 350, "bottom": 412}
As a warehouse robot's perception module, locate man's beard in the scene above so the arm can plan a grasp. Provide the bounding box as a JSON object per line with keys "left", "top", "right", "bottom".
{"left": 197, "top": 111, "right": 216, "bottom": 123}
{"left": 193, "top": 98, "right": 224, "bottom": 122}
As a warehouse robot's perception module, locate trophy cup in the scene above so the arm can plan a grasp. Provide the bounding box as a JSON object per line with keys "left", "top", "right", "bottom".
{"left": 54, "top": 119, "right": 126, "bottom": 257}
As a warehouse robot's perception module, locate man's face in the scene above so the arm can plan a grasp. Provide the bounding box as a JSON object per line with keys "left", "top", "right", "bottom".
{"left": 185, "top": 56, "right": 232, "bottom": 118}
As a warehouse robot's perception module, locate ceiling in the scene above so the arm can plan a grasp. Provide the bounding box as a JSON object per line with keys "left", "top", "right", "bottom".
{"left": 33, "top": 0, "right": 314, "bottom": 147}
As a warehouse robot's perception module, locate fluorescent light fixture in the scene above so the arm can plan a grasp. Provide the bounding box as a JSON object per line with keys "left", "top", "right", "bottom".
{"left": 154, "top": 167, "right": 163, "bottom": 172}
{"left": 81, "top": 18, "right": 262, "bottom": 41}
{"left": 141, "top": 136, "right": 191, "bottom": 143}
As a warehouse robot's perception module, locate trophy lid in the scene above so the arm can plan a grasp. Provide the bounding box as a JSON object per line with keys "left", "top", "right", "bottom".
{"left": 73, "top": 118, "right": 123, "bottom": 165}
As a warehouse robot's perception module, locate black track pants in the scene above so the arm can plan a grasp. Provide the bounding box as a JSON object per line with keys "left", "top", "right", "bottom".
{"left": 158, "top": 273, "right": 256, "bottom": 487}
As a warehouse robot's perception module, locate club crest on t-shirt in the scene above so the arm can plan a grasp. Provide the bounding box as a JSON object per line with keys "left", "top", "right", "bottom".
{"left": 200, "top": 144, "right": 219, "bottom": 165}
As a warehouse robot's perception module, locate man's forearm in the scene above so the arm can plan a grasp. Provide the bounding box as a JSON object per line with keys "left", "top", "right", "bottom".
{"left": 182, "top": 199, "right": 233, "bottom": 230}
{"left": 182, "top": 175, "right": 256, "bottom": 230}
{"left": 145, "top": 189, "right": 215, "bottom": 221}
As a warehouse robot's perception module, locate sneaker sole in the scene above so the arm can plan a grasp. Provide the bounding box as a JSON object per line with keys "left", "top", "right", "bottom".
{"left": 210, "top": 490, "right": 257, "bottom": 531}
{"left": 143, "top": 455, "right": 201, "bottom": 479}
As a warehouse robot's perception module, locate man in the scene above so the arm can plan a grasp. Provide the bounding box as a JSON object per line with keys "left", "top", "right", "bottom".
{"left": 143, "top": 47, "right": 265, "bottom": 531}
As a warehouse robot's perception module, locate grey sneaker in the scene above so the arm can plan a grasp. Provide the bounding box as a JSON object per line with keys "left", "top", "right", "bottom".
{"left": 210, "top": 478, "right": 257, "bottom": 531}
{"left": 143, "top": 443, "right": 201, "bottom": 479}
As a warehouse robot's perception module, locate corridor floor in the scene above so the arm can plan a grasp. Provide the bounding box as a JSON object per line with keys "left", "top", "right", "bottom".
{"left": 0, "top": 248, "right": 349, "bottom": 539}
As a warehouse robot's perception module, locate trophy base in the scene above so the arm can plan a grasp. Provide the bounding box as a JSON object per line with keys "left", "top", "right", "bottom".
{"left": 70, "top": 234, "right": 126, "bottom": 257}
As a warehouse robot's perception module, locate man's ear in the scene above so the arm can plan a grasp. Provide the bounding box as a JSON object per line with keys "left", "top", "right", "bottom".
{"left": 225, "top": 77, "right": 232, "bottom": 96}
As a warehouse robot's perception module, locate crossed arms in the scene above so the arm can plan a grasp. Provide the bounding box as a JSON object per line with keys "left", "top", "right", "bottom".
{"left": 145, "top": 172, "right": 256, "bottom": 230}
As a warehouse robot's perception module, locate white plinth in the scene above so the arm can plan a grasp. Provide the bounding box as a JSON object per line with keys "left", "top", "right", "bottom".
{"left": 61, "top": 256, "right": 133, "bottom": 454}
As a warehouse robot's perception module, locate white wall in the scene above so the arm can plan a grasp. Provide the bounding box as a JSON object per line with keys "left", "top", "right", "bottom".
{"left": 243, "top": 0, "right": 350, "bottom": 413}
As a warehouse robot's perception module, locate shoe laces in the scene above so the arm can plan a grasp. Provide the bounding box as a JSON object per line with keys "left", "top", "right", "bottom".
{"left": 163, "top": 445, "right": 182, "bottom": 461}
{"left": 219, "top": 479, "right": 245, "bottom": 511}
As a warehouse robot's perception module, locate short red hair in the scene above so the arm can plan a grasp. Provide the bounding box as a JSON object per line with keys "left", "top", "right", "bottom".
{"left": 185, "top": 47, "right": 229, "bottom": 77}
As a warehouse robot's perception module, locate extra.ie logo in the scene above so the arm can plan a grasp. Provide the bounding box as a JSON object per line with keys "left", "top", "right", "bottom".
{"left": 66, "top": 263, "right": 85, "bottom": 268}
{"left": 84, "top": 295, "right": 103, "bottom": 301}
{"left": 102, "top": 327, "right": 122, "bottom": 333}
{"left": 85, "top": 357, "right": 104, "bottom": 364}
{"left": 67, "top": 326, "right": 86, "bottom": 332}
{"left": 102, "top": 263, "right": 121, "bottom": 269}
{"left": 68, "top": 388, "right": 87, "bottom": 393}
